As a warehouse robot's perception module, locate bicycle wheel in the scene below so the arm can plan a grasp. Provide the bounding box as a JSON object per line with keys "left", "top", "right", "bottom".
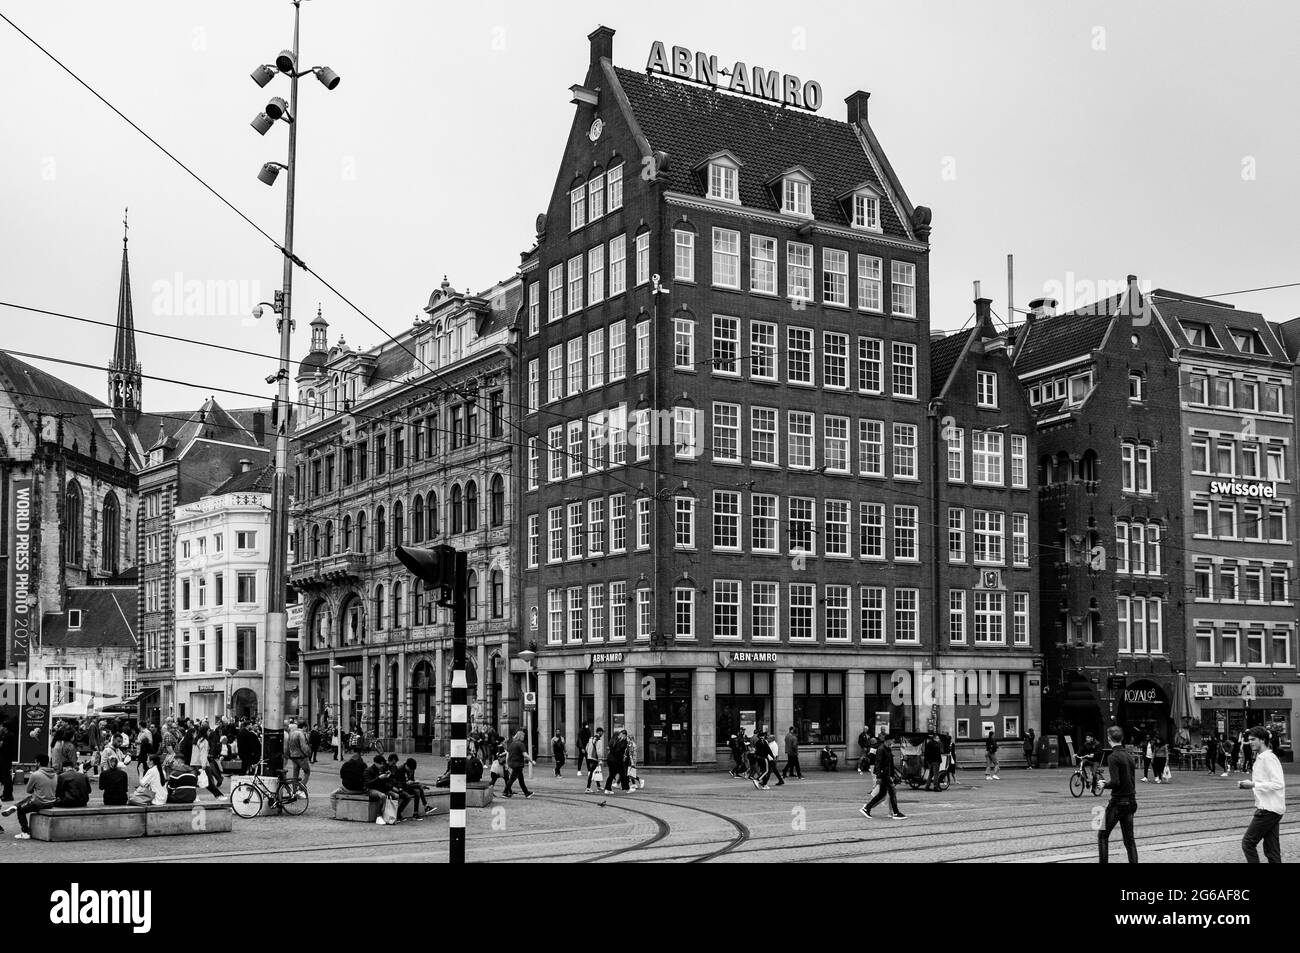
{"left": 1091, "top": 778, "right": 1104, "bottom": 796}
{"left": 230, "top": 781, "right": 264, "bottom": 818}
{"left": 279, "top": 779, "right": 310, "bottom": 816}
{"left": 373, "top": 738, "right": 385, "bottom": 756}
{"left": 936, "top": 770, "right": 952, "bottom": 792}
{"left": 1069, "top": 772, "right": 1084, "bottom": 798}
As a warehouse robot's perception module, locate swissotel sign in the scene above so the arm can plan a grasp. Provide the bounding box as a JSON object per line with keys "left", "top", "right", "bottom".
{"left": 1209, "top": 480, "right": 1277, "bottom": 499}
{"left": 646, "top": 42, "right": 823, "bottom": 112}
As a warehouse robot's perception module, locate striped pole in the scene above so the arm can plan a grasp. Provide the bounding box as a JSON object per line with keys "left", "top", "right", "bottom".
{"left": 449, "top": 550, "right": 468, "bottom": 863}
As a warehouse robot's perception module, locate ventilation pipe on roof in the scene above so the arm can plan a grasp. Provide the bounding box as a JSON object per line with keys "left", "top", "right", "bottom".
{"left": 239, "top": 459, "right": 252, "bottom": 473}
{"left": 1028, "top": 297, "right": 1058, "bottom": 319}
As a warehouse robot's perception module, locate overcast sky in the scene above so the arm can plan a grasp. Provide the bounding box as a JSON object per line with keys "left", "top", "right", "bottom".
{"left": 2, "top": 0, "right": 1298, "bottom": 412}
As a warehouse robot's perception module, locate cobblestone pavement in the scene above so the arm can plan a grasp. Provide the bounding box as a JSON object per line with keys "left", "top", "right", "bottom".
{"left": 3, "top": 759, "right": 1295, "bottom": 863}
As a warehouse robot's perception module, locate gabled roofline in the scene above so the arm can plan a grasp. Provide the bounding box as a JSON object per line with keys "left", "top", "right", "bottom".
{"left": 600, "top": 59, "right": 654, "bottom": 165}
{"left": 765, "top": 164, "right": 817, "bottom": 186}
{"left": 852, "top": 123, "right": 916, "bottom": 243}
{"left": 693, "top": 149, "right": 744, "bottom": 171}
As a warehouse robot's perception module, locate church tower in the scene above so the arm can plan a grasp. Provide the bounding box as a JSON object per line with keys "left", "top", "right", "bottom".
{"left": 108, "top": 208, "right": 143, "bottom": 425}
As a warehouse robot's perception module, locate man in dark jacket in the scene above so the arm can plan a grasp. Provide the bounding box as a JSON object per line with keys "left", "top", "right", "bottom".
{"left": 782, "top": 727, "right": 803, "bottom": 779}
{"left": 503, "top": 730, "right": 534, "bottom": 799}
{"left": 308, "top": 726, "right": 322, "bottom": 763}
{"left": 752, "top": 732, "right": 784, "bottom": 790}
{"left": 923, "top": 733, "right": 944, "bottom": 790}
{"left": 53, "top": 766, "right": 91, "bottom": 808}
{"left": 728, "top": 734, "right": 747, "bottom": 778}
{"left": 237, "top": 722, "right": 262, "bottom": 774}
{"left": 861, "top": 735, "right": 905, "bottom": 819}
{"left": 0, "top": 719, "right": 15, "bottom": 800}
{"left": 1098, "top": 725, "right": 1138, "bottom": 863}
{"left": 99, "top": 756, "right": 129, "bottom": 806}
{"left": 604, "top": 730, "right": 630, "bottom": 794}
{"left": 577, "top": 723, "right": 592, "bottom": 771}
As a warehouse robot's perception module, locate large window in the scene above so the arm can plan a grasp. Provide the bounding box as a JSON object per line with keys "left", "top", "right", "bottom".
{"left": 674, "top": 230, "right": 695, "bottom": 281}
{"left": 712, "top": 228, "right": 740, "bottom": 288}
{"left": 794, "top": 671, "right": 844, "bottom": 744}
{"left": 891, "top": 260, "right": 916, "bottom": 317}
{"left": 716, "top": 670, "right": 773, "bottom": 744}
{"left": 750, "top": 235, "right": 777, "bottom": 295}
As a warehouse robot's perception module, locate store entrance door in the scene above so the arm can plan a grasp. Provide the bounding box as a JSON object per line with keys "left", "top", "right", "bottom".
{"left": 642, "top": 671, "right": 692, "bottom": 765}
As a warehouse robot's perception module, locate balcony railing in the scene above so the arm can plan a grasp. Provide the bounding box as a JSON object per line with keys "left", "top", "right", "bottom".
{"left": 289, "top": 551, "right": 369, "bottom": 589}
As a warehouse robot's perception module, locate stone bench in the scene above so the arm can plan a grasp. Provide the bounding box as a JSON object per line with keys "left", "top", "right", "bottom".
{"left": 331, "top": 782, "right": 491, "bottom": 821}
{"left": 30, "top": 802, "right": 232, "bottom": 842}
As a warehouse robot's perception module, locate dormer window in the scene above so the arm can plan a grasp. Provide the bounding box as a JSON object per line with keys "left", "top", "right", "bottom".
{"left": 68, "top": 610, "right": 82, "bottom": 630}
{"left": 852, "top": 192, "right": 881, "bottom": 231}
{"left": 782, "top": 177, "right": 811, "bottom": 216}
{"left": 709, "top": 163, "right": 737, "bottom": 203}
{"left": 1181, "top": 321, "right": 1220, "bottom": 348}
{"left": 1230, "top": 328, "right": 1266, "bottom": 354}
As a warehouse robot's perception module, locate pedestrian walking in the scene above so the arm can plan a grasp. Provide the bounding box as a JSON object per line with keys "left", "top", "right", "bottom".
{"left": 1023, "top": 728, "right": 1036, "bottom": 770}
{"left": 626, "top": 732, "right": 643, "bottom": 790}
{"left": 502, "top": 730, "right": 534, "bottom": 799}
{"left": 984, "top": 730, "right": 1000, "bottom": 780}
{"left": 236, "top": 720, "right": 261, "bottom": 774}
{"left": 860, "top": 734, "right": 905, "bottom": 819}
{"left": 1219, "top": 736, "right": 1235, "bottom": 778}
{"left": 603, "top": 729, "right": 630, "bottom": 795}
{"left": 286, "top": 720, "right": 312, "bottom": 785}
{"left": 551, "top": 728, "right": 566, "bottom": 777}
{"left": 1152, "top": 738, "right": 1169, "bottom": 784}
{"left": 1238, "top": 726, "right": 1285, "bottom": 863}
{"left": 584, "top": 728, "right": 606, "bottom": 793}
{"left": 857, "top": 725, "right": 874, "bottom": 774}
{"left": 782, "top": 726, "right": 803, "bottom": 779}
{"left": 752, "top": 731, "right": 783, "bottom": 789}
{"left": 923, "top": 732, "right": 943, "bottom": 790}
{"left": 1097, "top": 726, "right": 1139, "bottom": 864}
{"left": 942, "top": 731, "right": 960, "bottom": 784}
{"left": 1206, "top": 732, "right": 1220, "bottom": 775}
{"left": 308, "top": 725, "right": 322, "bottom": 763}
{"left": 1140, "top": 734, "right": 1152, "bottom": 782}
{"left": 0, "top": 719, "right": 16, "bottom": 801}
{"left": 728, "top": 734, "right": 747, "bottom": 778}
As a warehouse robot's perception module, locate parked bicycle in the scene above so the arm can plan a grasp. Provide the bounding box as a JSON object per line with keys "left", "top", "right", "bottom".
{"left": 1068, "top": 754, "right": 1102, "bottom": 798}
{"left": 229, "top": 762, "right": 310, "bottom": 818}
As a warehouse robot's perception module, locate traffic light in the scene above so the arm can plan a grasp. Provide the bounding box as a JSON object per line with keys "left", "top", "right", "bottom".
{"left": 395, "top": 544, "right": 460, "bottom": 607}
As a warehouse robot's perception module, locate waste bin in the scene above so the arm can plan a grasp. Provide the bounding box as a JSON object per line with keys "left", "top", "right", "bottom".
{"left": 1041, "top": 735, "right": 1060, "bottom": 768}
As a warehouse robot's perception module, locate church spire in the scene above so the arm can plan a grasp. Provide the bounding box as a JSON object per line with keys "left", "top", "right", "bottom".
{"left": 108, "top": 207, "right": 142, "bottom": 422}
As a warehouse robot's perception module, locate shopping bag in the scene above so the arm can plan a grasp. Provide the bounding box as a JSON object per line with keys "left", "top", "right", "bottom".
{"left": 382, "top": 796, "right": 398, "bottom": 825}
{"left": 868, "top": 781, "right": 881, "bottom": 802}
{"left": 1162, "top": 765, "right": 1171, "bottom": 781}
{"left": 592, "top": 763, "right": 604, "bottom": 786}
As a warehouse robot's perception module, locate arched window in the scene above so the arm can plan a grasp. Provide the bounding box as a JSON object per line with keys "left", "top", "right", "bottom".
{"left": 412, "top": 579, "right": 424, "bottom": 627}
{"left": 451, "top": 485, "right": 463, "bottom": 534}
{"left": 465, "top": 480, "right": 479, "bottom": 532}
{"left": 63, "top": 481, "right": 83, "bottom": 565}
{"left": 491, "top": 569, "right": 504, "bottom": 618}
{"left": 426, "top": 492, "right": 439, "bottom": 538}
{"left": 342, "top": 515, "right": 352, "bottom": 552}
{"left": 324, "top": 520, "right": 334, "bottom": 557}
{"left": 374, "top": 584, "right": 385, "bottom": 631}
{"left": 490, "top": 474, "right": 505, "bottom": 527}
{"left": 101, "top": 492, "right": 119, "bottom": 575}
{"left": 375, "top": 505, "right": 387, "bottom": 551}
{"left": 411, "top": 494, "right": 424, "bottom": 542}
{"left": 392, "top": 580, "right": 404, "bottom": 629}
{"left": 356, "top": 510, "right": 367, "bottom": 554}
{"left": 311, "top": 525, "right": 321, "bottom": 559}
{"left": 393, "top": 500, "right": 405, "bottom": 546}
{"left": 467, "top": 570, "right": 479, "bottom": 621}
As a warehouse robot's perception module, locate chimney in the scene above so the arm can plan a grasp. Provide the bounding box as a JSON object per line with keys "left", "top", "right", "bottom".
{"left": 845, "top": 90, "right": 871, "bottom": 127}
{"left": 239, "top": 459, "right": 252, "bottom": 473}
{"left": 1028, "top": 297, "right": 1058, "bottom": 319}
{"left": 588, "top": 25, "right": 614, "bottom": 71}
{"left": 253, "top": 411, "right": 265, "bottom": 446}
{"left": 975, "top": 297, "right": 993, "bottom": 325}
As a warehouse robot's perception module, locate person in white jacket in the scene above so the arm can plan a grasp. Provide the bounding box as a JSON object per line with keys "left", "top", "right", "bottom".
{"left": 1238, "top": 726, "right": 1285, "bottom": 863}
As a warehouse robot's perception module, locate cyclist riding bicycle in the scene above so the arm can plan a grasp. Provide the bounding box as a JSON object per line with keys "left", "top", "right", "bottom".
{"left": 1080, "top": 734, "right": 1104, "bottom": 792}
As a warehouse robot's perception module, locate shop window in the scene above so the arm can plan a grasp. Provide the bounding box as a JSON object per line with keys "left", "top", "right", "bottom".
{"left": 715, "top": 671, "right": 773, "bottom": 744}
{"left": 793, "top": 671, "right": 844, "bottom": 745}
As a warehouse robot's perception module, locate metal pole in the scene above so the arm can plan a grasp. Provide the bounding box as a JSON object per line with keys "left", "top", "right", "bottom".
{"left": 264, "top": 0, "right": 301, "bottom": 773}
{"left": 450, "top": 551, "right": 468, "bottom": 863}
{"left": 1007, "top": 253, "right": 1015, "bottom": 326}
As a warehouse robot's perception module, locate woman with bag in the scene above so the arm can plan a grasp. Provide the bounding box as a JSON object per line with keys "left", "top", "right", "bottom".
{"left": 626, "top": 732, "right": 643, "bottom": 790}
{"left": 1152, "top": 739, "right": 1170, "bottom": 784}
{"left": 191, "top": 727, "right": 223, "bottom": 800}
{"left": 130, "top": 755, "right": 169, "bottom": 806}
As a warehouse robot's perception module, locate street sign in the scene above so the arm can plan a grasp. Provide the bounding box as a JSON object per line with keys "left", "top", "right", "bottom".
{"left": 523, "top": 691, "right": 537, "bottom": 712}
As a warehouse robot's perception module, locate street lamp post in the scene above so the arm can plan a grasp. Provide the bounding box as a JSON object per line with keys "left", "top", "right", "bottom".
{"left": 518, "top": 646, "right": 537, "bottom": 771}
{"left": 250, "top": 0, "right": 340, "bottom": 776}
{"left": 223, "top": 667, "right": 239, "bottom": 719}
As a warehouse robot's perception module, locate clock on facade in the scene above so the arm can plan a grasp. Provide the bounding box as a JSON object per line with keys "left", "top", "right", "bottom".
{"left": 588, "top": 118, "right": 603, "bottom": 142}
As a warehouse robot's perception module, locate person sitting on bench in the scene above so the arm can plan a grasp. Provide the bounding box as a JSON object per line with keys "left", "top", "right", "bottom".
{"left": 165, "top": 762, "right": 199, "bottom": 804}
{"left": 99, "top": 755, "right": 129, "bottom": 806}
{"left": 329, "top": 750, "right": 378, "bottom": 813}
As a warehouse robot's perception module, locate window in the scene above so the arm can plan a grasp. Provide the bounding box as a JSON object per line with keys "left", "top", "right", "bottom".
{"left": 948, "top": 508, "right": 966, "bottom": 562}
{"left": 587, "top": 412, "right": 606, "bottom": 471}
{"left": 609, "top": 494, "right": 627, "bottom": 553}
{"left": 566, "top": 337, "right": 583, "bottom": 395}
{"left": 675, "top": 587, "right": 695, "bottom": 639}
{"left": 1272, "top": 630, "right": 1291, "bottom": 666}
{"left": 588, "top": 172, "right": 605, "bottom": 220}
{"left": 674, "top": 230, "right": 695, "bottom": 281}
{"left": 1195, "top": 627, "right": 1215, "bottom": 664}
{"left": 567, "top": 421, "right": 583, "bottom": 477}
{"left": 712, "top": 402, "right": 741, "bottom": 463}
{"left": 568, "top": 502, "right": 584, "bottom": 560}
{"left": 607, "top": 163, "right": 623, "bottom": 210}
{"left": 636, "top": 589, "right": 651, "bottom": 640}
{"left": 236, "top": 530, "right": 257, "bottom": 550}
{"left": 673, "top": 406, "right": 697, "bottom": 459}
{"left": 711, "top": 315, "right": 740, "bottom": 376}
{"left": 588, "top": 498, "right": 606, "bottom": 556}
{"left": 713, "top": 580, "right": 741, "bottom": 639}
{"left": 857, "top": 255, "right": 883, "bottom": 311}
{"left": 708, "top": 162, "right": 738, "bottom": 202}
{"left": 1121, "top": 441, "right": 1153, "bottom": 493}
{"left": 214, "top": 574, "right": 224, "bottom": 607}
{"left": 547, "top": 344, "right": 564, "bottom": 403}
{"left": 790, "top": 583, "right": 816, "bottom": 640}
{"left": 1216, "top": 441, "right": 1234, "bottom": 476}
{"left": 947, "top": 427, "right": 965, "bottom": 482}
{"left": 1222, "top": 628, "right": 1240, "bottom": 664}
{"left": 1193, "top": 500, "right": 1211, "bottom": 535}
{"left": 860, "top": 503, "right": 885, "bottom": 559}
{"left": 1013, "top": 593, "right": 1030, "bottom": 645}
{"left": 1115, "top": 521, "right": 1130, "bottom": 573}
{"left": 609, "top": 320, "right": 627, "bottom": 381}
{"left": 861, "top": 587, "right": 885, "bottom": 642}
{"left": 527, "top": 514, "right": 539, "bottom": 568}
{"left": 181, "top": 578, "right": 191, "bottom": 610}
{"left": 1267, "top": 446, "right": 1285, "bottom": 480}
{"left": 825, "top": 500, "right": 850, "bottom": 557}
{"left": 972, "top": 430, "right": 1003, "bottom": 486}
{"left": 1011, "top": 435, "right": 1027, "bottom": 488}
{"left": 547, "top": 263, "right": 564, "bottom": 322}
{"left": 977, "top": 371, "right": 998, "bottom": 408}
{"left": 636, "top": 321, "right": 651, "bottom": 373}
{"left": 1221, "top": 564, "right": 1239, "bottom": 600}
{"left": 546, "top": 589, "right": 564, "bottom": 644}
{"left": 1231, "top": 328, "right": 1266, "bottom": 354}
{"left": 570, "top": 183, "right": 586, "bottom": 230}
{"left": 546, "top": 426, "right": 563, "bottom": 482}
{"left": 788, "top": 411, "right": 814, "bottom": 469}
{"left": 787, "top": 242, "right": 813, "bottom": 300}
{"left": 823, "top": 248, "right": 849, "bottom": 306}
{"left": 949, "top": 590, "right": 966, "bottom": 644}
{"left": 973, "top": 510, "right": 1004, "bottom": 565}
{"left": 587, "top": 245, "right": 605, "bottom": 305}
{"left": 782, "top": 177, "right": 811, "bottom": 216}
{"left": 636, "top": 498, "right": 651, "bottom": 550}
{"left": 1264, "top": 382, "right": 1284, "bottom": 414}
{"left": 859, "top": 419, "right": 884, "bottom": 477}
{"left": 635, "top": 231, "right": 650, "bottom": 286}
{"left": 752, "top": 494, "right": 778, "bottom": 553}
{"left": 527, "top": 359, "right": 540, "bottom": 413}
{"left": 750, "top": 321, "right": 777, "bottom": 380}
{"left": 895, "top": 589, "right": 920, "bottom": 643}
{"left": 750, "top": 235, "right": 777, "bottom": 295}
{"left": 1129, "top": 372, "right": 1144, "bottom": 402}
{"left": 608, "top": 234, "right": 626, "bottom": 297}
{"left": 527, "top": 281, "right": 540, "bottom": 336}
{"left": 753, "top": 582, "right": 778, "bottom": 640}
{"left": 891, "top": 261, "right": 916, "bottom": 317}
{"left": 712, "top": 228, "right": 740, "bottom": 288}
{"left": 1012, "top": 513, "right": 1029, "bottom": 566}
{"left": 1270, "top": 567, "right": 1289, "bottom": 603}
{"left": 892, "top": 423, "right": 918, "bottom": 479}
{"left": 675, "top": 497, "right": 695, "bottom": 549}
{"left": 858, "top": 337, "right": 883, "bottom": 393}
{"left": 825, "top": 585, "right": 850, "bottom": 641}
{"left": 973, "top": 591, "right": 1005, "bottom": 644}
{"left": 547, "top": 507, "right": 563, "bottom": 563}
{"left": 891, "top": 343, "right": 916, "bottom": 398}
{"left": 853, "top": 193, "right": 880, "bottom": 230}
{"left": 567, "top": 255, "right": 583, "bottom": 314}
{"left": 787, "top": 327, "right": 814, "bottom": 384}
{"left": 713, "top": 491, "right": 741, "bottom": 550}
{"left": 236, "top": 572, "right": 256, "bottom": 604}
{"left": 823, "top": 333, "right": 848, "bottom": 389}
{"left": 789, "top": 497, "right": 815, "bottom": 555}
{"left": 609, "top": 406, "right": 627, "bottom": 467}
{"left": 610, "top": 581, "right": 627, "bottom": 641}
{"left": 568, "top": 587, "right": 586, "bottom": 643}
{"left": 584, "top": 584, "right": 604, "bottom": 641}
{"left": 1193, "top": 562, "right": 1213, "bottom": 599}
{"left": 893, "top": 506, "right": 919, "bottom": 561}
